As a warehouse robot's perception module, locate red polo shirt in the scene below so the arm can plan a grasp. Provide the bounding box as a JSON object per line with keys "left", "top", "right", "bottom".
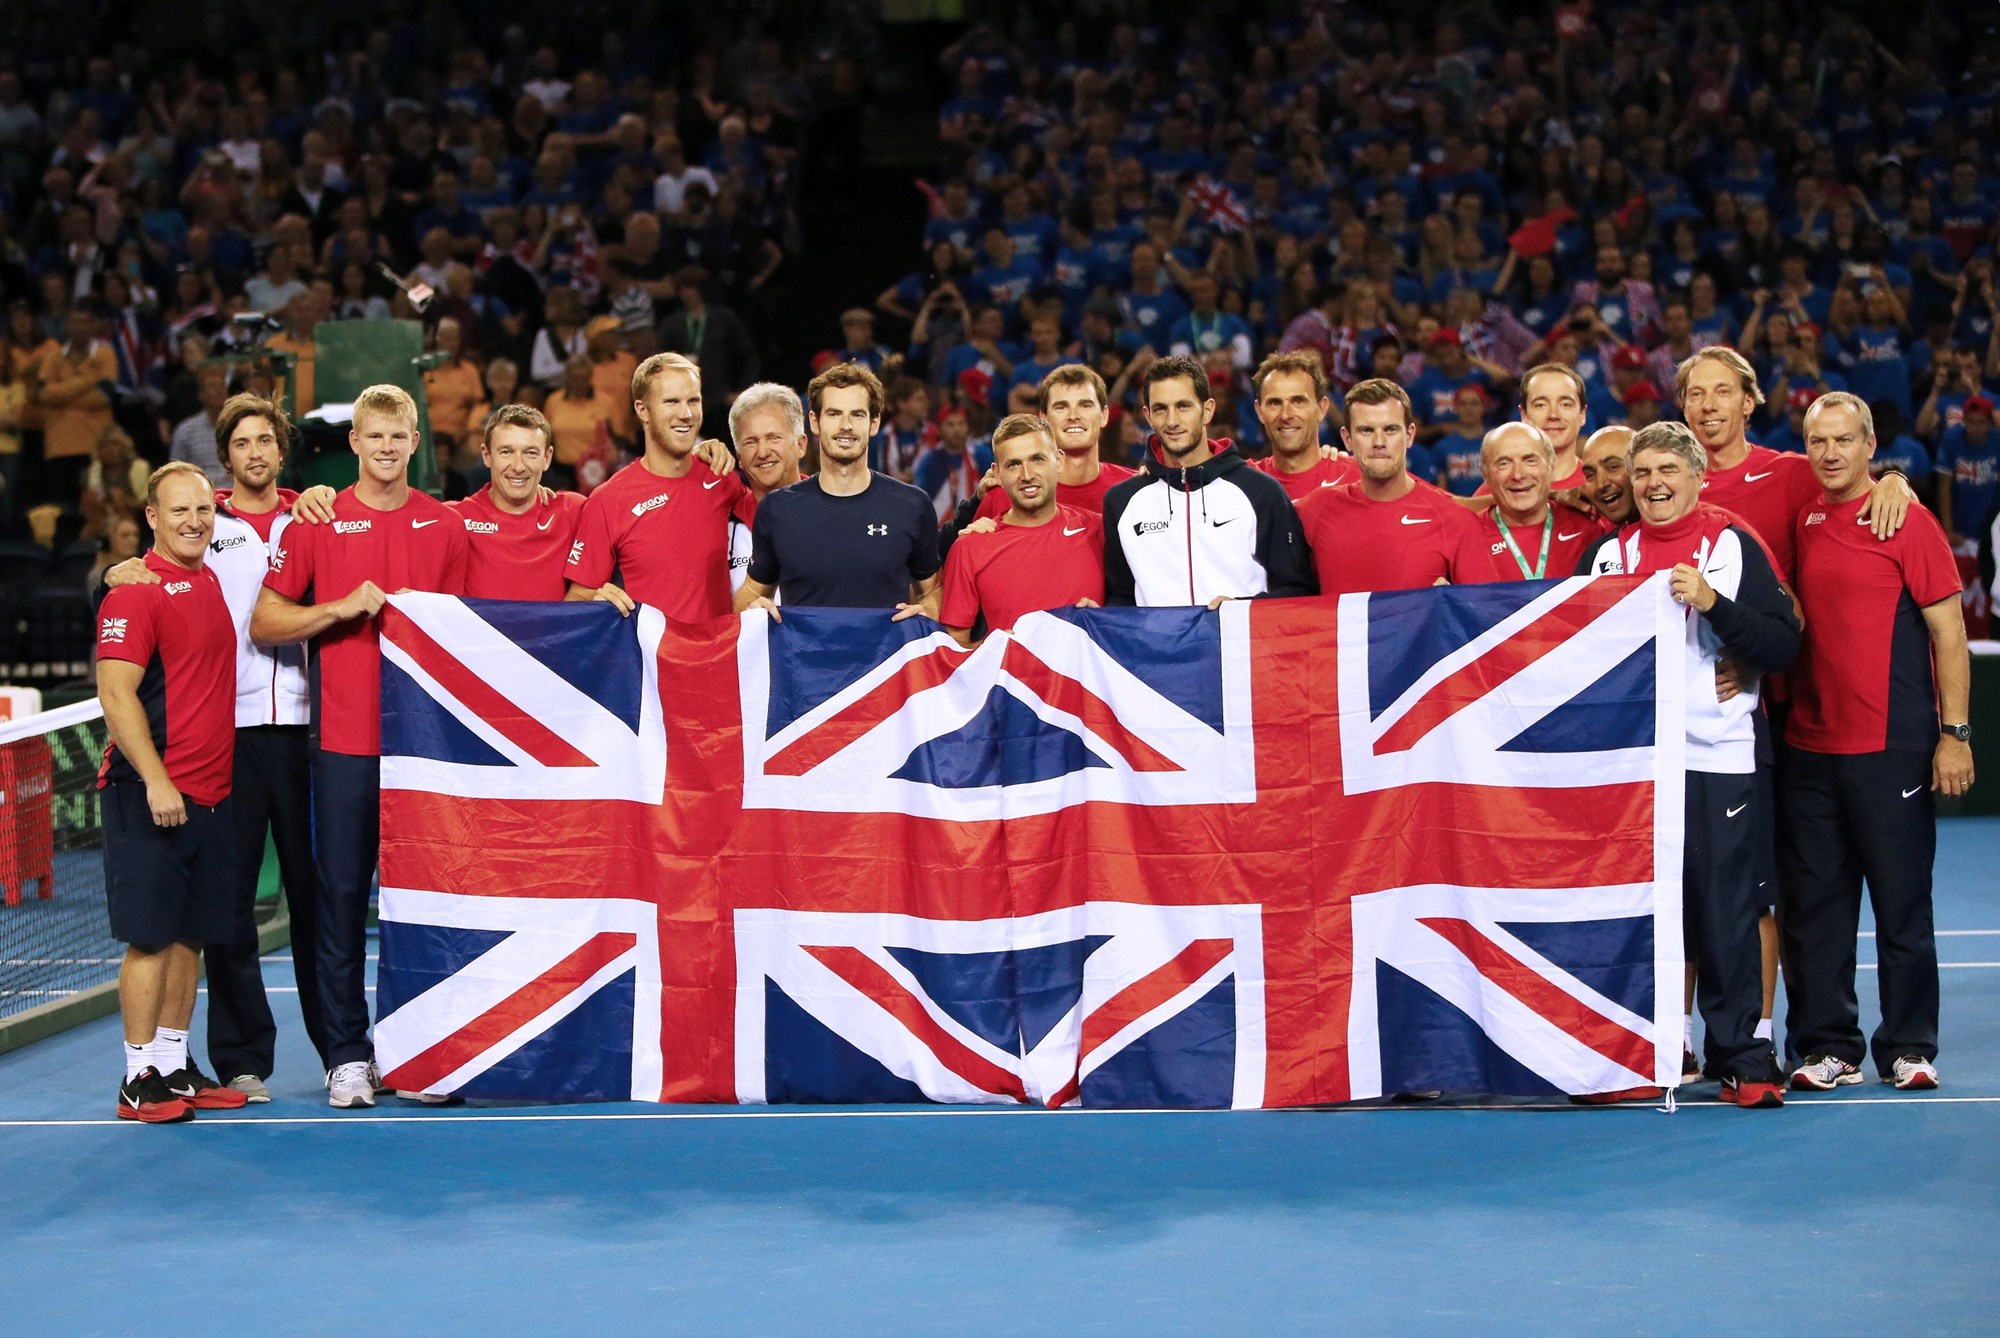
{"left": 95, "top": 549, "right": 236, "bottom": 804}
{"left": 939, "top": 505, "right": 1105, "bottom": 632}
{"left": 1297, "top": 479, "right": 1490, "bottom": 595}
{"left": 1463, "top": 509, "right": 1609, "bottom": 582}
{"left": 1252, "top": 452, "right": 1360, "bottom": 503}
{"left": 263, "top": 487, "right": 469, "bottom": 756}
{"left": 451, "top": 485, "right": 587, "bottom": 601}
{"left": 565, "top": 457, "right": 752, "bottom": 620}
{"left": 971, "top": 460, "right": 1138, "bottom": 521}
{"left": 1787, "top": 491, "right": 1962, "bottom": 754}
{"left": 1699, "top": 444, "right": 1819, "bottom": 580}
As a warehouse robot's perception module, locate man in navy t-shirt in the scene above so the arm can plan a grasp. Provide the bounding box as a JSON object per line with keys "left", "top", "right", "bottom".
{"left": 737, "top": 363, "right": 941, "bottom": 614}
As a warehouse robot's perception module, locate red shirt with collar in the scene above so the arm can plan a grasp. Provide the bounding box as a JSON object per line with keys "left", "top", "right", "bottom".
{"left": 95, "top": 549, "right": 236, "bottom": 804}
{"left": 451, "top": 485, "right": 587, "bottom": 601}
{"left": 1297, "top": 478, "right": 1490, "bottom": 595}
{"left": 1698, "top": 444, "right": 1818, "bottom": 580}
{"left": 263, "top": 487, "right": 469, "bottom": 756}
{"left": 938, "top": 505, "right": 1105, "bottom": 632}
{"left": 1787, "top": 491, "right": 1962, "bottom": 754}
{"left": 565, "top": 457, "right": 752, "bottom": 620}
{"left": 1251, "top": 452, "right": 1360, "bottom": 503}
{"left": 1463, "top": 508, "right": 1609, "bottom": 582}
{"left": 214, "top": 487, "right": 299, "bottom": 542}
{"left": 972, "top": 460, "right": 1138, "bottom": 521}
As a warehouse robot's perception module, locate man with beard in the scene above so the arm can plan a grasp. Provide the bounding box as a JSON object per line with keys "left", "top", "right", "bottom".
{"left": 1578, "top": 422, "right": 1800, "bottom": 1107}
{"left": 938, "top": 414, "right": 1104, "bottom": 644}
{"left": 1463, "top": 422, "right": 1605, "bottom": 583}
{"left": 1295, "top": 379, "right": 1487, "bottom": 596}
{"left": 1580, "top": 425, "right": 1637, "bottom": 526}
{"left": 944, "top": 365, "right": 1137, "bottom": 549}
{"left": 1248, "top": 350, "right": 1356, "bottom": 501}
{"left": 736, "top": 363, "right": 940, "bottom": 615}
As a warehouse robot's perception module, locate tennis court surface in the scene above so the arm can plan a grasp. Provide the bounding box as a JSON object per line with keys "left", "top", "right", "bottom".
{"left": 5, "top": 820, "right": 1997, "bottom": 1334}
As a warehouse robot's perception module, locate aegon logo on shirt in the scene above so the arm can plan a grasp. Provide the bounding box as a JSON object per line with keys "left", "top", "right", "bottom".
{"left": 333, "top": 520, "right": 372, "bottom": 535}
{"left": 210, "top": 535, "right": 248, "bottom": 553}
{"left": 1132, "top": 519, "right": 1170, "bottom": 535}
{"left": 464, "top": 520, "right": 501, "bottom": 534}
{"left": 164, "top": 581, "right": 193, "bottom": 595}
{"left": 1804, "top": 511, "right": 1826, "bottom": 526}
{"left": 630, "top": 493, "right": 672, "bottom": 518}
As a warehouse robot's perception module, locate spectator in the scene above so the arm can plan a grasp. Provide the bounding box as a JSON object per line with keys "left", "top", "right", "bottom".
{"left": 37, "top": 307, "right": 118, "bottom": 505}
{"left": 80, "top": 424, "right": 148, "bottom": 541}
{"left": 529, "top": 285, "right": 589, "bottom": 388}
{"left": 423, "top": 318, "right": 488, "bottom": 459}
{"left": 85, "top": 511, "right": 143, "bottom": 602}
{"left": 543, "top": 353, "right": 619, "bottom": 489}
{"left": 835, "top": 308, "right": 892, "bottom": 374}
{"left": 1936, "top": 395, "right": 1998, "bottom": 552}
{"left": 168, "top": 363, "right": 232, "bottom": 487}
{"left": 657, "top": 266, "right": 758, "bottom": 435}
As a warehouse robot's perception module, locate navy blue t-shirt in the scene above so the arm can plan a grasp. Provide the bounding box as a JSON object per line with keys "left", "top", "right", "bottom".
{"left": 748, "top": 475, "right": 942, "bottom": 609}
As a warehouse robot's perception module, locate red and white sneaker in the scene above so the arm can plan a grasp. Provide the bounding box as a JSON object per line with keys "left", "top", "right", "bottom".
{"left": 1887, "top": 1056, "right": 1939, "bottom": 1091}
{"left": 118, "top": 1067, "right": 195, "bottom": 1123}
{"left": 1718, "top": 1077, "right": 1785, "bottom": 1108}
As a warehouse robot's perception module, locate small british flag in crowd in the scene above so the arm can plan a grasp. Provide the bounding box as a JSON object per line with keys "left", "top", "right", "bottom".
{"left": 1188, "top": 176, "right": 1251, "bottom": 234}
{"left": 373, "top": 576, "right": 1684, "bottom": 1107}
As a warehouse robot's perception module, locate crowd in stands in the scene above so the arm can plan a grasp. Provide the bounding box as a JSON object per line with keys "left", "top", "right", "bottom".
{"left": 0, "top": 4, "right": 866, "bottom": 562}
{"left": 853, "top": 5, "right": 2000, "bottom": 564}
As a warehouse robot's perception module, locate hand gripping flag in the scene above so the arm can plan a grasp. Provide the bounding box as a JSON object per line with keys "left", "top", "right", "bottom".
{"left": 374, "top": 575, "right": 1685, "bottom": 1107}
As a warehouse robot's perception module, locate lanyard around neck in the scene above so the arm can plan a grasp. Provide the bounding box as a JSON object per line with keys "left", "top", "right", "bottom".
{"left": 1497, "top": 508, "right": 1554, "bottom": 580}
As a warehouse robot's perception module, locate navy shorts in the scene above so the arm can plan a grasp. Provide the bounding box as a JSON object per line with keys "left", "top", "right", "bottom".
{"left": 102, "top": 782, "right": 238, "bottom": 948}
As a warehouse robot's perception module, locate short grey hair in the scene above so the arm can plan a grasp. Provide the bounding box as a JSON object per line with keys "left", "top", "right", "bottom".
{"left": 728, "top": 381, "right": 806, "bottom": 443}
{"left": 1481, "top": 420, "right": 1554, "bottom": 466}
{"left": 1802, "top": 390, "right": 1875, "bottom": 443}
{"left": 1631, "top": 421, "right": 1708, "bottom": 476}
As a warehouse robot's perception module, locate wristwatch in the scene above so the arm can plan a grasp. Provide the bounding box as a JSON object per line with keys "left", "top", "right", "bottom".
{"left": 1942, "top": 723, "right": 1972, "bottom": 742}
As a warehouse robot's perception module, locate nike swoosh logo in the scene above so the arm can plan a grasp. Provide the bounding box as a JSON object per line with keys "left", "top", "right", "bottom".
{"left": 537, "top": 518, "right": 554, "bottom": 531}
{"left": 1208, "top": 517, "right": 1238, "bottom": 528}
{"left": 166, "top": 1081, "right": 198, "bottom": 1097}
{"left": 703, "top": 479, "right": 723, "bottom": 489}
{"left": 1902, "top": 786, "right": 1923, "bottom": 798}
{"left": 1725, "top": 804, "right": 1747, "bottom": 817}
{"left": 1319, "top": 480, "right": 1339, "bottom": 488}
{"left": 1743, "top": 471, "right": 1774, "bottom": 482}
{"left": 1556, "top": 531, "right": 1582, "bottom": 541}
{"left": 1399, "top": 515, "right": 1433, "bottom": 525}
{"left": 412, "top": 519, "right": 438, "bottom": 529}
{"left": 1063, "top": 526, "right": 1087, "bottom": 536}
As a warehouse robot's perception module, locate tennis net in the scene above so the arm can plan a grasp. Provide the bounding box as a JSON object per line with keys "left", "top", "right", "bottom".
{"left": 0, "top": 699, "right": 117, "bottom": 1027}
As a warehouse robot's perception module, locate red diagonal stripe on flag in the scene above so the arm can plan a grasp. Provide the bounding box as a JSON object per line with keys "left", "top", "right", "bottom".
{"left": 1417, "top": 916, "right": 1653, "bottom": 1076}
{"left": 1000, "top": 640, "right": 1181, "bottom": 772}
{"left": 764, "top": 644, "right": 972, "bottom": 776}
{"left": 804, "top": 945, "right": 1027, "bottom": 1101}
{"left": 1043, "top": 936, "right": 1234, "bottom": 1106}
{"left": 1374, "top": 580, "right": 1635, "bottom": 755}
{"left": 386, "top": 614, "right": 596, "bottom": 767}
{"left": 378, "top": 931, "right": 638, "bottom": 1093}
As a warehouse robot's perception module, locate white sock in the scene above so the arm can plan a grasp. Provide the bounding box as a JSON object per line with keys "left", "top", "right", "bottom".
{"left": 1683, "top": 1015, "right": 1694, "bottom": 1048}
{"left": 153, "top": 1026, "right": 189, "bottom": 1074}
{"left": 1754, "top": 1017, "right": 1773, "bottom": 1041}
{"left": 124, "top": 1041, "right": 150, "bottom": 1080}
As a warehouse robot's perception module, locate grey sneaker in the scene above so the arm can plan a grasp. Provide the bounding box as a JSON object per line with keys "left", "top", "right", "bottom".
{"left": 1790, "top": 1054, "right": 1864, "bottom": 1091}
{"left": 226, "top": 1074, "right": 271, "bottom": 1104}
{"left": 327, "top": 1061, "right": 377, "bottom": 1108}
{"left": 1888, "top": 1056, "right": 1939, "bottom": 1090}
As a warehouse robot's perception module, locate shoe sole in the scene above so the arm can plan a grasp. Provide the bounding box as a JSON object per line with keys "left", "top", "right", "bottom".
{"left": 184, "top": 1092, "right": 251, "bottom": 1109}
{"left": 327, "top": 1094, "right": 376, "bottom": 1109}
{"left": 1890, "top": 1072, "right": 1940, "bottom": 1090}
{"left": 118, "top": 1102, "right": 195, "bottom": 1123}
{"left": 1789, "top": 1072, "right": 1864, "bottom": 1091}
{"left": 1736, "top": 1089, "right": 1785, "bottom": 1108}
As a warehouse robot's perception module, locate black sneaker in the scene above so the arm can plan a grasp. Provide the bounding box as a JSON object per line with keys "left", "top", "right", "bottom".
{"left": 159, "top": 1063, "right": 250, "bottom": 1110}
{"left": 118, "top": 1067, "right": 195, "bottom": 1123}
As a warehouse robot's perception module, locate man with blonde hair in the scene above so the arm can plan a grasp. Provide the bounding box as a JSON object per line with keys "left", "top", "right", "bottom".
{"left": 565, "top": 351, "right": 751, "bottom": 619}
{"left": 253, "top": 383, "right": 469, "bottom": 1108}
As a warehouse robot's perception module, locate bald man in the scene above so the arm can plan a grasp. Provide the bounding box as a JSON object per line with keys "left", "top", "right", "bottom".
{"left": 1580, "top": 425, "right": 1636, "bottom": 527}
{"left": 1464, "top": 422, "right": 1607, "bottom": 583}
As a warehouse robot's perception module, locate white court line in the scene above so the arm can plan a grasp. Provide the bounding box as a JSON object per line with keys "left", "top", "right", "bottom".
{"left": 1857, "top": 963, "right": 2000, "bottom": 969}
{"left": 6, "top": 1096, "right": 2000, "bottom": 1129}
{"left": 1862, "top": 930, "right": 2000, "bottom": 937}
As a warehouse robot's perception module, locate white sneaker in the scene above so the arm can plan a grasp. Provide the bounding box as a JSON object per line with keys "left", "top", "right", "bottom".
{"left": 327, "top": 1061, "right": 377, "bottom": 1108}
{"left": 1887, "top": 1056, "right": 1939, "bottom": 1091}
{"left": 1790, "top": 1055, "right": 1864, "bottom": 1091}
{"left": 226, "top": 1074, "right": 271, "bottom": 1104}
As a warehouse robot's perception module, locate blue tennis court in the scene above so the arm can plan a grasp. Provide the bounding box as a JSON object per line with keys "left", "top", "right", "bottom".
{"left": 5, "top": 821, "right": 1997, "bottom": 1334}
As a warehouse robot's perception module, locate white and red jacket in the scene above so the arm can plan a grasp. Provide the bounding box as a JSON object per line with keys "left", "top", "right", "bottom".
{"left": 211, "top": 496, "right": 309, "bottom": 728}
{"left": 1101, "top": 438, "right": 1316, "bottom": 607}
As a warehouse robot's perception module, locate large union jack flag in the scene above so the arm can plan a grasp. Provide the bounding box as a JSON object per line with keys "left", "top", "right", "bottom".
{"left": 373, "top": 575, "right": 1685, "bottom": 1107}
